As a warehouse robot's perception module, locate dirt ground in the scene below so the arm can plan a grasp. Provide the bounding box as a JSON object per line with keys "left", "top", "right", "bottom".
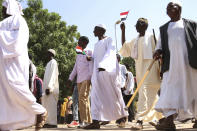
{"left": 13, "top": 120, "right": 197, "bottom": 131}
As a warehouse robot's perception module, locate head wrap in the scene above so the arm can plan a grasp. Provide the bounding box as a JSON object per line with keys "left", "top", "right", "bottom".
{"left": 48, "top": 49, "right": 56, "bottom": 56}
{"left": 64, "top": 98, "right": 68, "bottom": 102}
{"left": 2, "top": 0, "right": 24, "bottom": 15}
{"left": 137, "top": 18, "right": 148, "bottom": 25}
{"left": 170, "top": 0, "right": 182, "bottom": 7}
{"left": 96, "top": 24, "right": 106, "bottom": 30}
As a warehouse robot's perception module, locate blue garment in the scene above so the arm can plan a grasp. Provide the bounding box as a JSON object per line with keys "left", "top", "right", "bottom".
{"left": 72, "top": 83, "right": 79, "bottom": 121}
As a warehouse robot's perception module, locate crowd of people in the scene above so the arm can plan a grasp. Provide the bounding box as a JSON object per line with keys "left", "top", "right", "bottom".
{"left": 1, "top": 0, "right": 197, "bottom": 131}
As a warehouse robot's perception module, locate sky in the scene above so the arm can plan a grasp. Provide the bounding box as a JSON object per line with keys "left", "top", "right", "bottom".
{"left": 23, "top": 0, "right": 197, "bottom": 51}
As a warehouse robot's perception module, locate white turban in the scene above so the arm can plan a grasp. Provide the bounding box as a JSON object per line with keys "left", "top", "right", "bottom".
{"left": 96, "top": 24, "right": 106, "bottom": 30}
{"left": 170, "top": 0, "right": 182, "bottom": 7}
{"left": 2, "top": 0, "right": 24, "bottom": 16}
{"left": 48, "top": 49, "right": 56, "bottom": 56}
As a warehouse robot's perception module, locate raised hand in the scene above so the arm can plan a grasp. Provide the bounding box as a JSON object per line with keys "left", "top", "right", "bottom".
{"left": 153, "top": 49, "right": 162, "bottom": 60}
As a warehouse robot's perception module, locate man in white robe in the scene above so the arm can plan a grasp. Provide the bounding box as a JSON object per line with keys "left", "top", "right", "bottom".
{"left": 42, "top": 49, "right": 59, "bottom": 128}
{"left": 153, "top": 1, "right": 197, "bottom": 130}
{"left": 0, "top": 0, "right": 47, "bottom": 130}
{"left": 119, "top": 18, "right": 162, "bottom": 130}
{"left": 115, "top": 54, "right": 129, "bottom": 127}
{"left": 84, "top": 24, "right": 128, "bottom": 129}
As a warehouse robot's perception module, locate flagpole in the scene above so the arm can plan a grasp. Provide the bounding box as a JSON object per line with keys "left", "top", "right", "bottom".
{"left": 115, "top": 24, "right": 118, "bottom": 53}
{"left": 115, "top": 10, "right": 129, "bottom": 53}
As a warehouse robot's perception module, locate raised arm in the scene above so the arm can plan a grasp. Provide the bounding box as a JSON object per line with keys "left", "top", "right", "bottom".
{"left": 120, "top": 22, "right": 126, "bottom": 46}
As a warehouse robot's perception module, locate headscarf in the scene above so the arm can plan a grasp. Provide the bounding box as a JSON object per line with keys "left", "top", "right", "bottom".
{"left": 2, "top": 0, "right": 24, "bottom": 15}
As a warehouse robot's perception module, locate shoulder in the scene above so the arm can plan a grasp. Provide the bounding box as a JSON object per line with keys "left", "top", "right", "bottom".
{"left": 12, "top": 15, "right": 26, "bottom": 25}
{"left": 183, "top": 18, "right": 197, "bottom": 26}
{"left": 105, "top": 37, "right": 113, "bottom": 42}
{"left": 160, "top": 21, "right": 171, "bottom": 30}
{"left": 128, "top": 71, "right": 134, "bottom": 77}
{"left": 50, "top": 59, "right": 58, "bottom": 65}
{"left": 85, "top": 49, "right": 93, "bottom": 56}
{"left": 145, "top": 32, "right": 153, "bottom": 38}
{"left": 124, "top": 38, "right": 136, "bottom": 46}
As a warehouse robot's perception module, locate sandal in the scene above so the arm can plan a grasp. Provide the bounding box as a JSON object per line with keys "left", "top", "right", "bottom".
{"left": 35, "top": 111, "right": 48, "bottom": 130}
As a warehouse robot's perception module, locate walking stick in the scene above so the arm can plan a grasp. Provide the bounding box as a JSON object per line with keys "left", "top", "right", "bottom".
{"left": 125, "top": 59, "right": 156, "bottom": 110}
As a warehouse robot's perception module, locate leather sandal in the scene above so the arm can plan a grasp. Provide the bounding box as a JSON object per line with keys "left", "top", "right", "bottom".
{"left": 35, "top": 111, "right": 48, "bottom": 130}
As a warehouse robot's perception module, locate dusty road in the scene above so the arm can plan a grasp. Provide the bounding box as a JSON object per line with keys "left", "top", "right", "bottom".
{"left": 14, "top": 120, "right": 197, "bottom": 131}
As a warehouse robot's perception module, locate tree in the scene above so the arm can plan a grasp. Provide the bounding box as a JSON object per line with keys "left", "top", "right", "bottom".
{"left": 23, "top": 0, "right": 80, "bottom": 99}
{"left": 0, "top": 0, "right": 3, "bottom": 20}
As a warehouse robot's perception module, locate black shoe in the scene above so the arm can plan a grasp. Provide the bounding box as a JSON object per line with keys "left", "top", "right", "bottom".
{"left": 100, "top": 121, "right": 110, "bottom": 125}
{"left": 43, "top": 124, "right": 57, "bottom": 128}
{"left": 83, "top": 122, "right": 100, "bottom": 129}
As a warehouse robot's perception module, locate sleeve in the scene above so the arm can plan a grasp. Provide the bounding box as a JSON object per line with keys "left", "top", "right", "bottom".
{"left": 0, "top": 15, "right": 29, "bottom": 59}
{"left": 155, "top": 34, "right": 162, "bottom": 50}
{"left": 119, "top": 39, "right": 134, "bottom": 57}
{"left": 98, "top": 37, "right": 117, "bottom": 73}
{"left": 69, "top": 60, "right": 77, "bottom": 81}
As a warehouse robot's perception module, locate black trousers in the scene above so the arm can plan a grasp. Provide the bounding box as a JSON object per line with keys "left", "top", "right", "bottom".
{"left": 116, "top": 90, "right": 135, "bottom": 123}
{"left": 123, "top": 94, "right": 135, "bottom": 122}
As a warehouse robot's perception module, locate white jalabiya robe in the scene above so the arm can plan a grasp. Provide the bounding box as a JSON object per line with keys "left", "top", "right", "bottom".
{"left": 119, "top": 33, "right": 162, "bottom": 122}
{"left": 155, "top": 19, "right": 197, "bottom": 120}
{"left": 91, "top": 37, "right": 128, "bottom": 121}
{"left": 0, "top": 15, "right": 46, "bottom": 130}
{"left": 42, "top": 59, "right": 59, "bottom": 125}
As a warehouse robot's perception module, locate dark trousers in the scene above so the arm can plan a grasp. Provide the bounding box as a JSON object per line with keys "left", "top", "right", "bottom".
{"left": 116, "top": 89, "right": 135, "bottom": 123}
{"left": 123, "top": 94, "right": 135, "bottom": 122}
{"left": 65, "top": 114, "right": 73, "bottom": 124}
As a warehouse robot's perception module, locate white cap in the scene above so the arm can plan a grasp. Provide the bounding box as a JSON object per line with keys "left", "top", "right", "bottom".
{"left": 170, "top": 0, "right": 182, "bottom": 7}
{"left": 96, "top": 24, "right": 106, "bottom": 30}
{"left": 48, "top": 49, "right": 56, "bottom": 56}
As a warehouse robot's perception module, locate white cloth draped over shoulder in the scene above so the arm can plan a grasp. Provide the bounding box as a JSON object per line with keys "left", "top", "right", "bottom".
{"left": 119, "top": 33, "right": 153, "bottom": 60}
{"left": 91, "top": 37, "right": 128, "bottom": 121}
{"left": 0, "top": 15, "right": 46, "bottom": 130}
{"left": 42, "top": 59, "right": 59, "bottom": 125}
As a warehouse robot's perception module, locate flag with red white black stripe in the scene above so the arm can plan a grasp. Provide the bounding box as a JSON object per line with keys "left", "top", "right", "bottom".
{"left": 120, "top": 11, "right": 129, "bottom": 21}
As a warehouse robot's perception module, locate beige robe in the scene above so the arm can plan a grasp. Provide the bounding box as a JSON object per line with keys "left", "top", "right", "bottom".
{"left": 119, "top": 33, "right": 162, "bottom": 122}
{"left": 42, "top": 59, "right": 59, "bottom": 125}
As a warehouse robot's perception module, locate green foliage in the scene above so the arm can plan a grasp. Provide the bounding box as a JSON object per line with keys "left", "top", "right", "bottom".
{"left": 23, "top": 0, "right": 80, "bottom": 99}
{"left": 121, "top": 57, "right": 136, "bottom": 76}
{"left": 0, "top": 0, "right": 3, "bottom": 20}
